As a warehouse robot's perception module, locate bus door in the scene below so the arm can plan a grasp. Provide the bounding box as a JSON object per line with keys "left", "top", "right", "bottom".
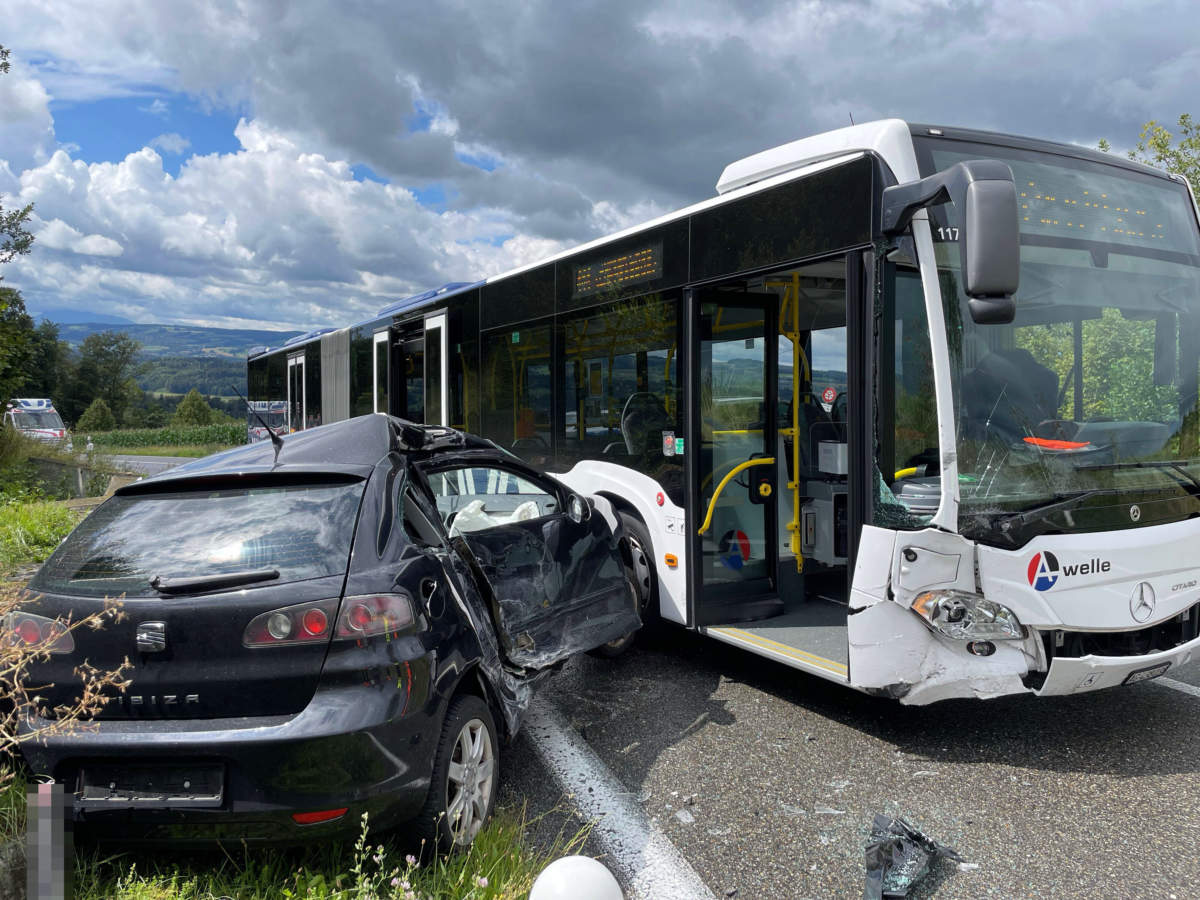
{"left": 424, "top": 311, "right": 449, "bottom": 426}
{"left": 687, "top": 290, "right": 784, "bottom": 625}
{"left": 373, "top": 329, "right": 390, "bottom": 414}
{"left": 286, "top": 353, "right": 305, "bottom": 431}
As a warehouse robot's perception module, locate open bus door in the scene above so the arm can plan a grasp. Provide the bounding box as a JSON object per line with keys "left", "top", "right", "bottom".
{"left": 686, "top": 290, "right": 783, "bottom": 625}
{"left": 424, "top": 311, "right": 449, "bottom": 426}
{"left": 685, "top": 253, "right": 868, "bottom": 685}
{"left": 286, "top": 353, "right": 305, "bottom": 431}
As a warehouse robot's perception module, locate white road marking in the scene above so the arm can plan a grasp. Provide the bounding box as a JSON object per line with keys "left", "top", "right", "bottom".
{"left": 1156, "top": 677, "right": 1200, "bottom": 700}
{"left": 523, "top": 698, "right": 717, "bottom": 900}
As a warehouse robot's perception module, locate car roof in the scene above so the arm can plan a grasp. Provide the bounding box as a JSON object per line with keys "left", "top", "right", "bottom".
{"left": 117, "top": 415, "right": 500, "bottom": 494}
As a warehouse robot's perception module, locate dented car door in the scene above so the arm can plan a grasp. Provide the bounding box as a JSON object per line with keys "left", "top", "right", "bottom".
{"left": 417, "top": 458, "right": 640, "bottom": 669}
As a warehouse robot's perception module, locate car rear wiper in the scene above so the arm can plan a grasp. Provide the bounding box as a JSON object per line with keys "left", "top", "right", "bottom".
{"left": 150, "top": 569, "right": 280, "bottom": 594}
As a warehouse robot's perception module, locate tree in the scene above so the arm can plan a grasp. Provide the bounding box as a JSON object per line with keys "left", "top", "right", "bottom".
{"left": 75, "top": 397, "right": 117, "bottom": 432}
{"left": 0, "top": 286, "right": 35, "bottom": 401}
{"left": 72, "top": 331, "right": 143, "bottom": 424}
{"left": 1100, "top": 113, "right": 1200, "bottom": 186}
{"left": 24, "top": 319, "right": 75, "bottom": 405}
{"left": 171, "top": 388, "right": 216, "bottom": 426}
{"left": 0, "top": 46, "right": 34, "bottom": 282}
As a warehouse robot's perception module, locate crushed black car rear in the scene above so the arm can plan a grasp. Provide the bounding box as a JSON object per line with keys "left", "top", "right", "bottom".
{"left": 15, "top": 415, "right": 640, "bottom": 846}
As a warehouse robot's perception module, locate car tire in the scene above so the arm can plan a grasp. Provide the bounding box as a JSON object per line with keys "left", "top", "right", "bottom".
{"left": 587, "top": 511, "right": 658, "bottom": 659}
{"left": 415, "top": 694, "right": 498, "bottom": 853}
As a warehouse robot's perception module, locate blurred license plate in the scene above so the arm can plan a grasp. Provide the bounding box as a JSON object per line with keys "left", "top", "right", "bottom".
{"left": 78, "top": 763, "right": 224, "bottom": 808}
{"left": 1123, "top": 662, "right": 1171, "bottom": 685}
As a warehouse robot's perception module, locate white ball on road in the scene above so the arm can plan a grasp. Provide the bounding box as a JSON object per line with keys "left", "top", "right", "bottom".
{"left": 530, "top": 855, "right": 623, "bottom": 900}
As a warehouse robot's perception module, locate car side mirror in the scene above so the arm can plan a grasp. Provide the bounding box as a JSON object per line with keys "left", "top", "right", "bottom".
{"left": 567, "top": 493, "right": 591, "bottom": 524}
{"left": 882, "top": 159, "right": 1019, "bottom": 325}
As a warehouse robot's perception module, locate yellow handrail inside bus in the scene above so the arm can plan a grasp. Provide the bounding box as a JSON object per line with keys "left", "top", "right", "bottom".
{"left": 894, "top": 466, "right": 919, "bottom": 480}
{"left": 698, "top": 457, "right": 775, "bottom": 536}
{"left": 766, "top": 273, "right": 806, "bottom": 573}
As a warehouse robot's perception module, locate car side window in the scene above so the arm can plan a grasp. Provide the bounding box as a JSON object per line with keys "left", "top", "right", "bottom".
{"left": 424, "top": 466, "right": 559, "bottom": 536}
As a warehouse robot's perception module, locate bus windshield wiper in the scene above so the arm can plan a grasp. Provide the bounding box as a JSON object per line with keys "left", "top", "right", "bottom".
{"left": 994, "top": 489, "right": 1123, "bottom": 527}
{"left": 150, "top": 569, "right": 280, "bottom": 594}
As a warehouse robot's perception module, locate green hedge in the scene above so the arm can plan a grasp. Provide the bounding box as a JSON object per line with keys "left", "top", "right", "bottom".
{"left": 86, "top": 423, "right": 246, "bottom": 448}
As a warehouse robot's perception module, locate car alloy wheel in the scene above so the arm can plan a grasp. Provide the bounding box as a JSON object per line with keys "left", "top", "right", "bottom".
{"left": 446, "top": 715, "right": 495, "bottom": 846}
{"left": 417, "top": 693, "right": 499, "bottom": 853}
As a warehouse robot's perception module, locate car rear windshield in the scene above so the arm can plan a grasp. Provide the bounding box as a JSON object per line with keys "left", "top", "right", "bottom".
{"left": 31, "top": 480, "right": 365, "bottom": 598}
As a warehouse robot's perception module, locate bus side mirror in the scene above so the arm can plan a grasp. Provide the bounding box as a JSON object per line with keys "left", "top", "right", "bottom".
{"left": 882, "top": 160, "right": 1019, "bottom": 325}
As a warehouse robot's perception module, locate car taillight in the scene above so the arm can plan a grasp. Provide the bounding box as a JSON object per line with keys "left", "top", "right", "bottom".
{"left": 4, "top": 612, "right": 75, "bottom": 654}
{"left": 334, "top": 593, "right": 415, "bottom": 640}
{"left": 243, "top": 599, "right": 339, "bottom": 648}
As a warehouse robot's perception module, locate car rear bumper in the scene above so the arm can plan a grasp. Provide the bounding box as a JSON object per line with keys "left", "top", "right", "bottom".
{"left": 1034, "top": 632, "right": 1200, "bottom": 697}
{"left": 19, "top": 664, "right": 439, "bottom": 845}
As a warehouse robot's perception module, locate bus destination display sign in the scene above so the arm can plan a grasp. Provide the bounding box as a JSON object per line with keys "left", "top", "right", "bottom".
{"left": 573, "top": 242, "right": 663, "bottom": 298}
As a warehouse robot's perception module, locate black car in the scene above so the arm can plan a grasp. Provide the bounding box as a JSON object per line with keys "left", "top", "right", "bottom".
{"left": 15, "top": 415, "right": 640, "bottom": 847}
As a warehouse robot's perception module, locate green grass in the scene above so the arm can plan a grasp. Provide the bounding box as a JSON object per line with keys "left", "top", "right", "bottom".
{"left": 0, "top": 765, "right": 27, "bottom": 839}
{"left": 83, "top": 424, "right": 246, "bottom": 449}
{"left": 0, "top": 769, "right": 586, "bottom": 899}
{"left": 0, "top": 499, "right": 81, "bottom": 573}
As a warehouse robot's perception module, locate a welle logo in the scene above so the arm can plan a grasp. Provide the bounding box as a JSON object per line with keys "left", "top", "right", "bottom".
{"left": 1026, "top": 551, "right": 1112, "bottom": 592}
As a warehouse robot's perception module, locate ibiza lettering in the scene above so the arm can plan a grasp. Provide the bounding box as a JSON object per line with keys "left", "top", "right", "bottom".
{"left": 1026, "top": 551, "right": 1111, "bottom": 592}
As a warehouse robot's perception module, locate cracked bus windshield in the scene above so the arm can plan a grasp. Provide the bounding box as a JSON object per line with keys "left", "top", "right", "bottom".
{"left": 916, "top": 136, "right": 1200, "bottom": 545}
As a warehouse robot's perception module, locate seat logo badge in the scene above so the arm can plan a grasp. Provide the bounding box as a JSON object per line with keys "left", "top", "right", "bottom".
{"left": 1130, "top": 582, "right": 1156, "bottom": 624}
{"left": 1130, "top": 504, "right": 1141, "bottom": 523}
{"left": 136, "top": 621, "right": 167, "bottom": 653}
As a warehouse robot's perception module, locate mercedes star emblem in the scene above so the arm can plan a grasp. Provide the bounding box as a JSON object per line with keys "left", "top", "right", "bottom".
{"left": 1129, "top": 504, "right": 1141, "bottom": 522}
{"left": 1129, "top": 582, "right": 1156, "bottom": 624}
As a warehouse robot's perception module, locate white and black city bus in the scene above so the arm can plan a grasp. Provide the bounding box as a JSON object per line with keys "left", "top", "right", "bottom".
{"left": 248, "top": 119, "right": 1200, "bottom": 703}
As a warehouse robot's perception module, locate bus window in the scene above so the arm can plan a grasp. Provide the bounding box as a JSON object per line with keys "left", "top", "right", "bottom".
{"left": 481, "top": 324, "right": 552, "bottom": 464}
{"left": 558, "top": 295, "right": 683, "bottom": 504}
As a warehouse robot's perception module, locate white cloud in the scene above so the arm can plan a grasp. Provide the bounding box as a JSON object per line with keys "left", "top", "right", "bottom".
{"left": 141, "top": 98, "right": 170, "bottom": 117}
{"left": 150, "top": 132, "right": 191, "bottom": 154}
{"left": 34, "top": 217, "right": 124, "bottom": 257}
{"left": 4, "top": 119, "right": 576, "bottom": 329}
{"left": 0, "top": 54, "right": 56, "bottom": 174}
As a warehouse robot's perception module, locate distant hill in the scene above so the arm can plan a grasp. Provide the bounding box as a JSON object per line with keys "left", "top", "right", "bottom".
{"left": 55, "top": 322, "right": 303, "bottom": 358}
{"left": 33, "top": 307, "right": 133, "bottom": 325}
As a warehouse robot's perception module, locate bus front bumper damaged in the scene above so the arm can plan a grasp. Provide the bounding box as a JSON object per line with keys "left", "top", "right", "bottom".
{"left": 850, "top": 598, "right": 1200, "bottom": 703}
{"left": 1033, "top": 636, "right": 1200, "bottom": 696}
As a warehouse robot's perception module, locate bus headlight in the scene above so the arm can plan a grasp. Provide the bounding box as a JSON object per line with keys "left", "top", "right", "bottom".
{"left": 910, "top": 590, "right": 1023, "bottom": 641}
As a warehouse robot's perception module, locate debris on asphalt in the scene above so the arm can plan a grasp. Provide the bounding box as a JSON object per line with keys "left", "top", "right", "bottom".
{"left": 814, "top": 805, "right": 846, "bottom": 815}
{"left": 957, "top": 862, "right": 980, "bottom": 872}
{"left": 779, "top": 802, "right": 806, "bottom": 818}
{"left": 863, "top": 814, "right": 962, "bottom": 899}
{"left": 683, "top": 793, "right": 697, "bottom": 806}
{"left": 674, "top": 809, "right": 695, "bottom": 825}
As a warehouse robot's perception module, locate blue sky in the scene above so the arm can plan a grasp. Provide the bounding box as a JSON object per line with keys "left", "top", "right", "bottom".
{"left": 1, "top": 0, "right": 1198, "bottom": 330}
{"left": 50, "top": 95, "right": 244, "bottom": 176}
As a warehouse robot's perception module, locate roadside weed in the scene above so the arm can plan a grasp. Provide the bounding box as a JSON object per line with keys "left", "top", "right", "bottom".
{"left": 64, "top": 803, "right": 590, "bottom": 899}
{"left": 0, "top": 499, "right": 79, "bottom": 573}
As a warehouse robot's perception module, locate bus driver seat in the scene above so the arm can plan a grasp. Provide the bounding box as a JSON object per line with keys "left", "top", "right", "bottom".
{"left": 962, "top": 346, "right": 1058, "bottom": 443}
{"left": 618, "top": 392, "right": 671, "bottom": 456}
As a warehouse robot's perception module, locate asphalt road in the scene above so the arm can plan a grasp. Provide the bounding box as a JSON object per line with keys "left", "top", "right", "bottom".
{"left": 108, "top": 454, "right": 191, "bottom": 476}
{"left": 504, "top": 628, "right": 1200, "bottom": 899}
